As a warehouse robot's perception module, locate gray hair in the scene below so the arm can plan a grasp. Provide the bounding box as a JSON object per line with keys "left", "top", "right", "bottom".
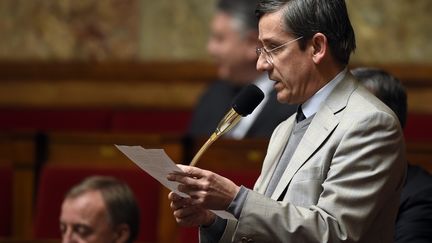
{"left": 66, "top": 176, "right": 140, "bottom": 243}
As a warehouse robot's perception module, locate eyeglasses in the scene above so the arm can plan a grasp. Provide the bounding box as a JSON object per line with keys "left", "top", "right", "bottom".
{"left": 256, "top": 36, "right": 303, "bottom": 66}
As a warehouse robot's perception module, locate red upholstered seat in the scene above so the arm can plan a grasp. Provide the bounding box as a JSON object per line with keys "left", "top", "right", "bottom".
{"left": 33, "top": 164, "right": 161, "bottom": 242}
{"left": 0, "top": 161, "right": 13, "bottom": 237}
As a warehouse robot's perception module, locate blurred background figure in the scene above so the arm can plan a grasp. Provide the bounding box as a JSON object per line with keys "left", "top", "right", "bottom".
{"left": 59, "top": 176, "right": 140, "bottom": 243}
{"left": 352, "top": 67, "right": 432, "bottom": 243}
{"left": 187, "top": 0, "right": 297, "bottom": 139}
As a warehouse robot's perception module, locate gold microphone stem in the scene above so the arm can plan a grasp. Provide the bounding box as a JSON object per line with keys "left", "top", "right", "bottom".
{"left": 189, "top": 133, "right": 219, "bottom": 167}
{"left": 189, "top": 108, "right": 241, "bottom": 167}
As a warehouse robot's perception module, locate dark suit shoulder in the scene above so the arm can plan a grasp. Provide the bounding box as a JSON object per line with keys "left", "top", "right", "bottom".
{"left": 395, "top": 165, "right": 432, "bottom": 243}
{"left": 187, "top": 80, "right": 239, "bottom": 137}
{"left": 402, "top": 165, "right": 432, "bottom": 199}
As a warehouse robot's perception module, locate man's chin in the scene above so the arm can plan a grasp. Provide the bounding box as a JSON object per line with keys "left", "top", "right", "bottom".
{"left": 276, "top": 92, "right": 288, "bottom": 104}
{"left": 273, "top": 81, "right": 284, "bottom": 92}
{"left": 276, "top": 91, "right": 297, "bottom": 104}
{"left": 277, "top": 96, "right": 288, "bottom": 104}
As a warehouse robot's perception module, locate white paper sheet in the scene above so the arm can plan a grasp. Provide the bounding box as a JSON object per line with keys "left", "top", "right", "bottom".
{"left": 115, "top": 145, "right": 235, "bottom": 220}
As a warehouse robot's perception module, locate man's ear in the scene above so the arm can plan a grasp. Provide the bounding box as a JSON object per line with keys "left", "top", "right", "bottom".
{"left": 114, "top": 223, "right": 131, "bottom": 243}
{"left": 311, "top": 33, "right": 327, "bottom": 64}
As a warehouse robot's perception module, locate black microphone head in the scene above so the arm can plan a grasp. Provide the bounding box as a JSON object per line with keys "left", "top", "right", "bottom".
{"left": 232, "top": 84, "right": 265, "bottom": 116}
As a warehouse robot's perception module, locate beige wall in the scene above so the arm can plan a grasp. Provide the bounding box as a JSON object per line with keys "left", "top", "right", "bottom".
{"left": 0, "top": 0, "right": 431, "bottom": 63}
{"left": 347, "top": 0, "right": 432, "bottom": 64}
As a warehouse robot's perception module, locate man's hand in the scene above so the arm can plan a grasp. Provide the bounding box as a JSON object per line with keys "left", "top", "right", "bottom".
{"left": 168, "top": 164, "right": 240, "bottom": 210}
{"left": 168, "top": 191, "right": 216, "bottom": 227}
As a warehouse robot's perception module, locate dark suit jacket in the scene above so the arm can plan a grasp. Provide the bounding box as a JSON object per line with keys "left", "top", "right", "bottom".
{"left": 187, "top": 80, "right": 297, "bottom": 138}
{"left": 395, "top": 164, "right": 432, "bottom": 243}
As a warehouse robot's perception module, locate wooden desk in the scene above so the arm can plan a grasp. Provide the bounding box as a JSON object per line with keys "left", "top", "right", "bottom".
{"left": 184, "top": 137, "right": 268, "bottom": 170}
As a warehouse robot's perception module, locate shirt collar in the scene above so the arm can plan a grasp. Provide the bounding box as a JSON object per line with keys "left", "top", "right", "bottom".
{"left": 301, "top": 68, "right": 347, "bottom": 118}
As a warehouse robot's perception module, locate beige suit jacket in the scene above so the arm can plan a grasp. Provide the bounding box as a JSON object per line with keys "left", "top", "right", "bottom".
{"left": 216, "top": 73, "right": 406, "bottom": 243}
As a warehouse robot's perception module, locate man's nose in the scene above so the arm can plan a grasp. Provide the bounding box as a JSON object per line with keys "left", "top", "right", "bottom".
{"left": 256, "top": 54, "right": 272, "bottom": 72}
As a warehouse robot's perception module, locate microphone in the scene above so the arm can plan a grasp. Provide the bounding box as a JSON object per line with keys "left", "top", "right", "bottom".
{"left": 189, "top": 84, "right": 264, "bottom": 166}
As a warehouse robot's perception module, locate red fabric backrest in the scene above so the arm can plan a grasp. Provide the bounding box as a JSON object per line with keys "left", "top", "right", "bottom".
{"left": 0, "top": 108, "right": 192, "bottom": 134}
{"left": 404, "top": 113, "right": 432, "bottom": 142}
{"left": 110, "top": 110, "right": 191, "bottom": 133}
{"left": 0, "top": 109, "right": 111, "bottom": 132}
{"left": 33, "top": 164, "right": 161, "bottom": 242}
{"left": 0, "top": 161, "right": 13, "bottom": 237}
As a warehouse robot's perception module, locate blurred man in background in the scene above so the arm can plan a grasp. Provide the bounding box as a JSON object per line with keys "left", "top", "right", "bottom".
{"left": 59, "top": 176, "right": 139, "bottom": 243}
{"left": 352, "top": 67, "right": 432, "bottom": 243}
{"left": 187, "top": 0, "right": 296, "bottom": 139}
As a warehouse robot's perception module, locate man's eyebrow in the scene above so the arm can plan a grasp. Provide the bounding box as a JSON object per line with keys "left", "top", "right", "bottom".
{"left": 259, "top": 37, "right": 282, "bottom": 46}
{"left": 258, "top": 36, "right": 272, "bottom": 43}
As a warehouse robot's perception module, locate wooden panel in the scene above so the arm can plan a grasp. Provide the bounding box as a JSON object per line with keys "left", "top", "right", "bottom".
{"left": 0, "top": 61, "right": 217, "bottom": 82}
{"left": 0, "top": 62, "right": 214, "bottom": 110}
{"left": 45, "top": 132, "right": 184, "bottom": 166}
{"left": 407, "top": 88, "right": 432, "bottom": 113}
{"left": 0, "top": 132, "right": 36, "bottom": 239}
{"left": 186, "top": 138, "right": 268, "bottom": 171}
{"left": 0, "top": 133, "right": 35, "bottom": 165}
{"left": 0, "top": 80, "right": 206, "bottom": 109}
{"left": 1, "top": 62, "right": 432, "bottom": 111}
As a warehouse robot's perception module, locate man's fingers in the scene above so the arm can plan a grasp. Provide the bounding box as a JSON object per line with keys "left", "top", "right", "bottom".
{"left": 170, "top": 200, "right": 187, "bottom": 210}
{"left": 177, "top": 183, "right": 200, "bottom": 193}
{"left": 175, "top": 164, "right": 205, "bottom": 178}
{"left": 168, "top": 191, "right": 185, "bottom": 201}
{"left": 173, "top": 204, "right": 200, "bottom": 219}
{"left": 168, "top": 174, "right": 204, "bottom": 191}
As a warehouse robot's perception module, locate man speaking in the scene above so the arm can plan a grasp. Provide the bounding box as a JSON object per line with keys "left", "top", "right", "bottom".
{"left": 168, "top": 0, "right": 406, "bottom": 242}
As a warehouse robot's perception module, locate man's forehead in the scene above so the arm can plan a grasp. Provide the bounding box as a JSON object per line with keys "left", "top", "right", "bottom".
{"left": 258, "top": 11, "right": 288, "bottom": 42}
{"left": 62, "top": 190, "right": 109, "bottom": 223}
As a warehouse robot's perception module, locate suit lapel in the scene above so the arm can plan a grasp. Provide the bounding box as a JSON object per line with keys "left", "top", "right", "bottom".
{"left": 270, "top": 74, "right": 358, "bottom": 200}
